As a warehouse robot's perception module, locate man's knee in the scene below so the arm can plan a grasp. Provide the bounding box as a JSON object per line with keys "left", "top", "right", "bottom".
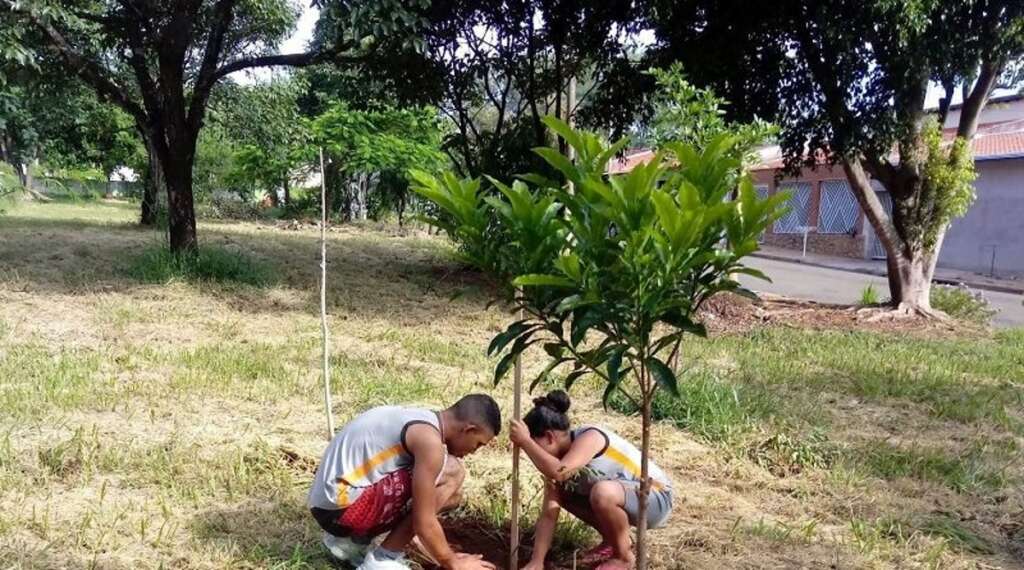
{"left": 589, "top": 481, "right": 623, "bottom": 511}
{"left": 438, "top": 457, "right": 465, "bottom": 508}
{"left": 440, "top": 456, "right": 465, "bottom": 488}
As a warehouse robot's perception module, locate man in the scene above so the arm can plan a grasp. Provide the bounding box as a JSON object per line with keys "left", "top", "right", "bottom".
{"left": 309, "top": 394, "right": 500, "bottom": 570}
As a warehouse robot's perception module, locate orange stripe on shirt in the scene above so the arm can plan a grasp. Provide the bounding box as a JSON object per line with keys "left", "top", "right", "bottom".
{"left": 335, "top": 443, "right": 405, "bottom": 507}
{"left": 604, "top": 445, "right": 664, "bottom": 491}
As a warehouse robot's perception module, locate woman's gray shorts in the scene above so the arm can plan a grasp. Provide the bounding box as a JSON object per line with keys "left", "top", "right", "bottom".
{"left": 620, "top": 481, "right": 673, "bottom": 529}
{"left": 560, "top": 481, "right": 673, "bottom": 529}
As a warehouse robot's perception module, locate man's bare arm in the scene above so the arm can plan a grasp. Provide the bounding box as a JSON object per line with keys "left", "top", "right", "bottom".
{"left": 405, "top": 424, "right": 456, "bottom": 566}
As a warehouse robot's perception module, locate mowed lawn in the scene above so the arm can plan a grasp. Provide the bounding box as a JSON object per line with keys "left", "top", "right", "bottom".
{"left": 0, "top": 200, "right": 1021, "bottom": 570}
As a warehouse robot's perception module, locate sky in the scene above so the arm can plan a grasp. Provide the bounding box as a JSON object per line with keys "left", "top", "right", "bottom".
{"left": 230, "top": 6, "right": 319, "bottom": 84}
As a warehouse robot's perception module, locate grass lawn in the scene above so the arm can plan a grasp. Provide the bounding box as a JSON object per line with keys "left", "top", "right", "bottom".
{"left": 0, "top": 199, "right": 1021, "bottom": 569}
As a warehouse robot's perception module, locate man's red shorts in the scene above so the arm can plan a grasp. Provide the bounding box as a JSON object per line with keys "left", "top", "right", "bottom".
{"left": 311, "top": 468, "right": 413, "bottom": 538}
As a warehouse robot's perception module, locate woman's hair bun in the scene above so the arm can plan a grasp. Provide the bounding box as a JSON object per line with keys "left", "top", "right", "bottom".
{"left": 533, "top": 390, "right": 570, "bottom": 414}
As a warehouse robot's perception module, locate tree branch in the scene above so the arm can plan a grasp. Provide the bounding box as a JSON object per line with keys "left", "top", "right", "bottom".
{"left": 210, "top": 50, "right": 361, "bottom": 84}
{"left": 957, "top": 56, "right": 1003, "bottom": 140}
{"left": 188, "top": 0, "right": 239, "bottom": 133}
{"left": 7, "top": 1, "right": 146, "bottom": 124}
{"left": 843, "top": 157, "right": 902, "bottom": 257}
{"left": 937, "top": 77, "right": 956, "bottom": 127}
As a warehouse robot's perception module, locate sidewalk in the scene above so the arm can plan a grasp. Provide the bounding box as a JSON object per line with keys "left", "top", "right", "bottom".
{"left": 753, "top": 245, "right": 1024, "bottom": 295}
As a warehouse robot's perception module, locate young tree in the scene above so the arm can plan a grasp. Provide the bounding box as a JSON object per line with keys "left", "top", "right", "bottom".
{"left": 645, "top": 0, "right": 1024, "bottom": 314}
{"left": 644, "top": 64, "right": 778, "bottom": 164}
{"left": 311, "top": 102, "right": 445, "bottom": 223}
{"left": 215, "top": 77, "right": 310, "bottom": 206}
{"left": 411, "top": 118, "right": 785, "bottom": 568}
{"left": 1, "top": 0, "right": 428, "bottom": 252}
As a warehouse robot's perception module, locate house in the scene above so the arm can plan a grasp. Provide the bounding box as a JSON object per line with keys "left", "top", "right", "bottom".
{"left": 608, "top": 94, "right": 1024, "bottom": 277}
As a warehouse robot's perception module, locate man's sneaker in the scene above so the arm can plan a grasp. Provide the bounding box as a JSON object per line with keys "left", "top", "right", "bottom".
{"left": 322, "top": 532, "right": 368, "bottom": 564}
{"left": 356, "top": 549, "right": 410, "bottom": 570}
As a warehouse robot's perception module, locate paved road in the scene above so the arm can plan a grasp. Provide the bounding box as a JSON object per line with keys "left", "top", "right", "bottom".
{"left": 739, "top": 257, "right": 1024, "bottom": 329}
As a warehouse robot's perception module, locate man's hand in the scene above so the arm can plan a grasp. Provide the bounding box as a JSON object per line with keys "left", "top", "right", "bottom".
{"left": 447, "top": 552, "right": 497, "bottom": 570}
{"left": 509, "top": 419, "right": 531, "bottom": 447}
{"left": 521, "top": 559, "right": 545, "bottom": 570}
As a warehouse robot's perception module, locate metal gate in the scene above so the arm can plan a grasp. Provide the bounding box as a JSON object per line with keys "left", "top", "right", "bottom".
{"left": 867, "top": 187, "right": 893, "bottom": 259}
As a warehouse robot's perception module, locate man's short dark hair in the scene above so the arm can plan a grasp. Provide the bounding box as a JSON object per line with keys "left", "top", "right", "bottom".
{"left": 451, "top": 394, "right": 502, "bottom": 435}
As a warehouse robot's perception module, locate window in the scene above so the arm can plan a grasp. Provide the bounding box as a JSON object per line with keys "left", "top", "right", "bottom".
{"left": 754, "top": 184, "right": 770, "bottom": 242}
{"left": 773, "top": 181, "right": 812, "bottom": 234}
{"left": 818, "top": 179, "right": 859, "bottom": 234}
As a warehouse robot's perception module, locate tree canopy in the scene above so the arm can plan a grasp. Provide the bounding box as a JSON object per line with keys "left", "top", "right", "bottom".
{"left": 1, "top": 0, "right": 430, "bottom": 251}
{"left": 641, "top": 0, "right": 1024, "bottom": 311}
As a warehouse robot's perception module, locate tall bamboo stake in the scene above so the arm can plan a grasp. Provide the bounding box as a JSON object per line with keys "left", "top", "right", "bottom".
{"left": 509, "top": 290, "right": 524, "bottom": 570}
{"left": 319, "top": 147, "right": 335, "bottom": 440}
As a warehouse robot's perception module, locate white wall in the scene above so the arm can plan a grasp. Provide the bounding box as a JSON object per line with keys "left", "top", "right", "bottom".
{"left": 939, "top": 158, "right": 1024, "bottom": 276}
{"left": 943, "top": 98, "right": 1024, "bottom": 129}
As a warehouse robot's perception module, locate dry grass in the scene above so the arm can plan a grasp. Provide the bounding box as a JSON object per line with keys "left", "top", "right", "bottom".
{"left": 0, "top": 200, "right": 1021, "bottom": 569}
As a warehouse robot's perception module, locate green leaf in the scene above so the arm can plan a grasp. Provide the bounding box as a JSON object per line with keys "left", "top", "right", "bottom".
{"left": 493, "top": 336, "right": 537, "bottom": 386}
{"left": 486, "top": 320, "right": 533, "bottom": 357}
{"left": 731, "top": 266, "right": 772, "bottom": 282}
{"left": 513, "top": 274, "right": 575, "bottom": 288}
{"left": 659, "top": 311, "right": 708, "bottom": 337}
{"left": 570, "top": 309, "right": 603, "bottom": 347}
{"left": 564, "top": 368, "right": 587, "bottom": 390}
{"left": 646, "top": 357, "right": 680, "bottom": 397}
{"left": 530, "top": 357, "right": 569, "bottom": 392}
{"left": 543, "top": 342, "right": 565, "bottom": 359}
{"left": 602, "top": 346, "right": 628, "bottom": 408}
{"left": 493, "top": 350, "right": 518, "bottom": 386}
{"left": 533, "top": 147, "right": 580, "bottom": 184}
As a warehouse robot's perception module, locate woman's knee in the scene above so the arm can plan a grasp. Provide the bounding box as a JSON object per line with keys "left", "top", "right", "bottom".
{"left": 588, "top": 481, "right": 624, "bottom": 511}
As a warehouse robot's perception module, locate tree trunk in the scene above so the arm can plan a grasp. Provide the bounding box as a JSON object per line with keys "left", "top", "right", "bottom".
{"left": 842, "top": 158, "right": 938, "bottom": 311}
{"left": 15, "top": 163, "right": 28, "bottom": 188}
{"left": 636, "top": 390, "right": 652, "bottom": 570}
{"left": 17, "top": 160, "right": 49, "bottom": 201}
{"left": 140, "top": 133, "right": 165, "bottom": 226}
{"left": 282, "top": 176, "right": 290, "bottom": 206}
{"left": 162, "top": 142, "right": 198, "bottom": 253}
{"left": 397, "top": 190, "right": 406, "bottom": 228}
{"left": 890, "top": 250, "right": 934, "bottom": 312}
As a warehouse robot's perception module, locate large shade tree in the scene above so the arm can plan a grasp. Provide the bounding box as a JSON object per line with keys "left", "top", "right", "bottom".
{"left": 1, "top": 0, "right": 427, "bottom": 252}
{"left": 644, "top": 0, "right": 1024, "bottom": 313}
{"left": 0, "top": 62, "right": 140, "bottom": 196}
{"left": 351, "top": 0, "right": 642, "bottom": 182}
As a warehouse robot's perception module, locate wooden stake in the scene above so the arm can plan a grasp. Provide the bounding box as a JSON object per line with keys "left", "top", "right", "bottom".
{"left": 319, "top": 147, "right": 335, "bottom": 440}
{"left": 509, "top": 289, "right": 524, "bottom": 570}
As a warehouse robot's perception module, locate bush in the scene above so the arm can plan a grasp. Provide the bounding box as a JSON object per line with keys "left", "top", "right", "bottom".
{"left": 195, "top": 195, "right": 263, "bottom": 220}
{"left": 931, "top": 283, "right": 997, "bottom": 324}
{"left": 127, "top": 246, "right": 274, "bottom": 286}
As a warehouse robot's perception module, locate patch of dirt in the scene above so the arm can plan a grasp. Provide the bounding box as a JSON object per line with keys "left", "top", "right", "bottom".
{"left": 413, "top": 514, "right": 590, "bottom": 570}
{"left": 699, "top": 292, "right": 973, "bottom": 337}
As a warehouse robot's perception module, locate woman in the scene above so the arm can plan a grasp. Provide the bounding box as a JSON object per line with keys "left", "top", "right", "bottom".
{"left": 509, "top": 391, "right": 674, "bottom": 570}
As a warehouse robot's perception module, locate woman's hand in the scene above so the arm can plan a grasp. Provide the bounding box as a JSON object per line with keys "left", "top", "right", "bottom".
{"left": 509, "top": 419, "right": 531, "bottom": 447}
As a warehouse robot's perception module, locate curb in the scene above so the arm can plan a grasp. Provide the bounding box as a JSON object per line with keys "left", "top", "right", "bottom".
{"left": 751, "top": 253, "right": 1024, "bottom": 296}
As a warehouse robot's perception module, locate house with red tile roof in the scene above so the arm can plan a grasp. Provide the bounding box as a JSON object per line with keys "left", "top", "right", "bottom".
{"left": 609, "top": 94, "right": 1024, "bottom": 276}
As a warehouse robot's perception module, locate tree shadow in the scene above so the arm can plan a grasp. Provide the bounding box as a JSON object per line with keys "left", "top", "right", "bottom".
{"left": 0, "top": 213, "right": 498, "bottom": 325}
{"left": 191, "top": 499, "right": 342, "bottom": 569}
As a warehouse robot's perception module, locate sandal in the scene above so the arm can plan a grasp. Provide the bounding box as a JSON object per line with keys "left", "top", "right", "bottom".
{"left": 579, "top": 543, "right": 614, "bottom": 565}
